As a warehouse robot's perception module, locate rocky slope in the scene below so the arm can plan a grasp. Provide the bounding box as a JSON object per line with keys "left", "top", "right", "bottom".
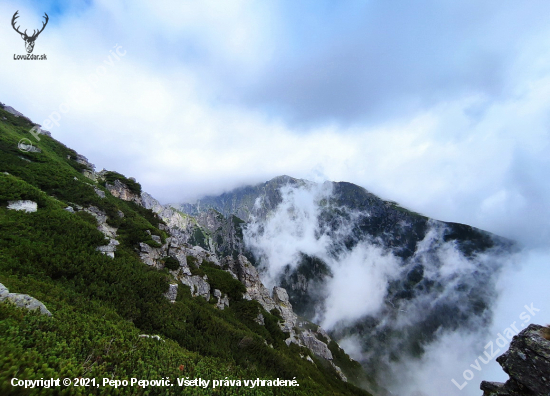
{"left": 177, "top": 175, "right": 516, "bottom": 386}
{"left": 481, "top": 324, "right": 550, "bottom": 396}
{"left": 0, "top": 102, "right": 370, "bottom": 396}
{"left": 67, "top": 149, "right": 353, "bottom": 383}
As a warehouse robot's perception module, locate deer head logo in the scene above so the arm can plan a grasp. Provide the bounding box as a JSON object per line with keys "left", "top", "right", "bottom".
{"left": 11, "top": 11, "right": 49, "bottom": 54}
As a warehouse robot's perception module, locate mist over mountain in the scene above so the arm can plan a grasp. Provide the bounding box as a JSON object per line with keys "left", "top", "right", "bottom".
{"left": 178, "top": 175, "right": 517, "bottom": 395}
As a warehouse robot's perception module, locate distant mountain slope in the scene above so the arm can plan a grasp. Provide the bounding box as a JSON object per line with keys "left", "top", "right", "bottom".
{"left": 178, "top": 175, "right": 515, "bottom": 387}
{"left": 180, "top": 175, "right": 300, "bottom": 221}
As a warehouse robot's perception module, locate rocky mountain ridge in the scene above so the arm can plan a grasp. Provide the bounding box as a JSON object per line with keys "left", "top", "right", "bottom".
{"left": 70, "top": 154, "right": 351, "bottom": 382}
{"left": 176, "top": 174, "right": 516, "bottom": 389}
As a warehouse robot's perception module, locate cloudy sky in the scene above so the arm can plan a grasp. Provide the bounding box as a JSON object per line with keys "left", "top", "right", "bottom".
{"left": 2, "top": 0, "right": 550, "bottom": 249}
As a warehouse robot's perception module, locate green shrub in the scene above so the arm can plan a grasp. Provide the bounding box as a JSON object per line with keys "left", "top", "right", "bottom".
{"left": 103, "top": 171, "right": 142, "bottom": 195}
{"left": 200, "top": 261, "right": 247, "bottom": 301}
{"left": 164, "top": 256, "right": 180, "bottom": 271}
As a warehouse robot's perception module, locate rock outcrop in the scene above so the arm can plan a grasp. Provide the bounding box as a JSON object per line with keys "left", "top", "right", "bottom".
{"left": 138, "top": 190, "right": 347, "bottom": 380}
{"left": 141, "top": 192, "right": 196, "bottom": 243}
{"left": 220, "top": 254, "right": 339, "bottom": 371}
{"left": 180, "top": 275, "right": 211, "bottom": 300}
{"left": 7, "top": 200, "right": 37, "bottom": 213}
{"left": 3, "top": 105, "right": 31, "bottom": 121}
{"left": 0, "top": 283, "right": 52, "bottom": 316}
{"left": 18, "top": 143, "right": 41, "bottom": 153}
{"left": 272, "top": 286, "right": 298, "bottom": 333}
{"left": 164, "top": 284, "right": 178, "bottom": 303}
{"left": 481, "top": 324, "right": 550, "bottom": 396}
{"left": 85, "top": 206, "right": 120, "bottom": 258}
{"left": 300, "top": 330, "right": 333, "bottom": 360}
{"left": 97, "top": 238, "right": 120, "bottom": 258}
{"left": 106, "top": 179, "right": 142, "bottom": 205}
{"left": 223, "top": 255, "right": 278, "bottom": 312}
{"left": 213, "top": 289, "right": 229, "bottom": 310}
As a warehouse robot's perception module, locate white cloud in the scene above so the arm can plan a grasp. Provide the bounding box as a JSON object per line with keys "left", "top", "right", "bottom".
{"left": 321, "top": 243, "right": 401, "bottom": 329}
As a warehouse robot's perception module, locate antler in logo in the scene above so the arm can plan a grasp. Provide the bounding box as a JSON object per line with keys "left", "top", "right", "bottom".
{"left": 12, "top": 11, "right": 49, "bottom": 54}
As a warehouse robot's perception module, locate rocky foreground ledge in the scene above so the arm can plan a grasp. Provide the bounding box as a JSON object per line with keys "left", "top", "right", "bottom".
{"left": 481, "top": 324, "right": 550, "bottom": 396}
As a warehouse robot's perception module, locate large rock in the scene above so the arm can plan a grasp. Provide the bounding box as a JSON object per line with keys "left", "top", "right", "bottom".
{"left": 7, "top": 200, "right": 37, "bottom": 213}
{"left": 481, "top": 324, "right": 550, "bottom": 396}
{"left": 0, "top": 283, "right": 52, "bottom": 316}
{"left": 213, "top": 289, "right": 229, "bottom": 310}
{"left": 272, "top": 286, "right": 298, "bottom": 333}
{"left": 106, "top": 179, "right": 142, "bottom": 205}
{"left": 97, "top": 239, "right": 119, "bottom": 259}
{"left": 139, "top": 242, "right": 164, "bottom": 267}
{"left": 18, "top": 143, "right": 41, "bottom": 153}
{"left": 180, "top": 275, "right": 211, "bottom": 300}
{"left": 300, "top": 330, "right": 333, "bottom": 360}
{"left": 223, "top": 255, "right": 277, "bottom": 312}
{"left": 0, "top": 283, "right": 9, "bottom": 300}
{"left": 164, "top": 284, "right": 178, "bottom": 303}
{"left": 141, "top": 192, "right": 195, "bottom": 242}
{"left": 94, "top": 187, "right": 106, "bottom": 198}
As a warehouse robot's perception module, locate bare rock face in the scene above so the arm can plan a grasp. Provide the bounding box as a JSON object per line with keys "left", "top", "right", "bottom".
{"left": 300, "top": 330, "right": 333, "bottom": 360}
{"left": 76, "top": 154, "right": 95, "bottom": 171}
{"left": 0, "top": 283, "right": 52, "bottom": 316}
{"left": 139, "top": 242, "right": 164, "bottom": 267}
{"left": 141, "top": 192, "right": 195, "bottom": 242}
{"left": 164, "top": 284, "right": 178, "bottom": 303}
{"left": 166, "top": 244, "right": 192, "bottom": 276}
{"left": 7, "top": 200, "right": 37, "bottom": 213}
{"left": 98, "top": 239, "right": 120, "bottom": 259}
{"left": 330, "top": 361, "right": 348, "bottom": 382}
{"left": 106, "top": 179, "right": 142, "bottom": 205}
{"left": 222, "top": 255, "right": 303, "bottom": 339}
{"left": 481, "top": 324, "right": 550, "bottom": 396}
{"left": 219, "top": 255, "right": 346, "bottom": 378}
{"left": 180, "top": 275, "right": 211, "bottom": 300}
{"left": 85, "top": 206, "right": 119, "bottom": 258}
{"left": 140, "top": 191, "right": 349, "bottom": 378}
{"left": 213, "top": 289, "right": 229, "bottom": 310}
{"left": 272, "top": 286, "right": 298, "bottom": 333}
{"left": 223, "top": 255, "right": 277, "bottom": 312}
